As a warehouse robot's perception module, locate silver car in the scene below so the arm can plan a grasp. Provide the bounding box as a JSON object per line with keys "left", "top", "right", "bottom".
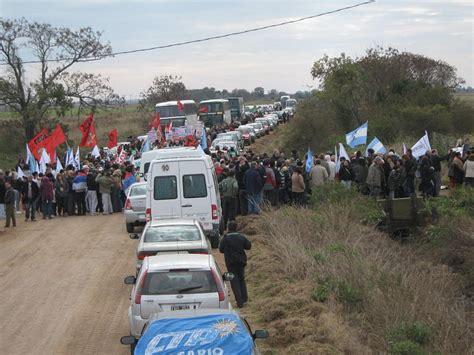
{"left": 133, "top": 219, "right": 212, "bottom": 271}
{"left": 124, "top": 253, "right": 233, "bottom": 339}
{"left": 124, "top": 182, "right": 147, "bottom": 233}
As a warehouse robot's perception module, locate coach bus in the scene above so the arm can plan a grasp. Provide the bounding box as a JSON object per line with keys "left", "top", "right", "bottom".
{"left": 155, "top": 100, "right": 198, "bottom": 129}
{"left": 198, "top": 99, "right": 232, "bottom": 127}
{"left": 228, "top": 97, "right": 245, "bottom": 121}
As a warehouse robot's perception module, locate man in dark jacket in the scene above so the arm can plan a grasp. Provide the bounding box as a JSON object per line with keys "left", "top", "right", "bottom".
{"left": 243, "top": 162, "right": 263, "bottom": 215}
{"left": 21, "top": 175, "right": 39, "bottom": 221}
{"left": 4, "top": 180, "right": 16, "bottom": 227}
{"left": 235, "top": 157, "right": 249, "bottom": 216}
{"left": 219, "top": 221, "right": 251, "bottom": 308}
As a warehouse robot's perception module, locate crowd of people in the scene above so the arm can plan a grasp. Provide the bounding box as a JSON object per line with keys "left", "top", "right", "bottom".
{"left": 0, "top": 117, "right": 472, "bottom": 229}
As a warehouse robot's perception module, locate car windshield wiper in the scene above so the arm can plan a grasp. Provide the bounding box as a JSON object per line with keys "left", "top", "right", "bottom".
{"left": 177, "top": 285, "right": 202, "bottom": 293}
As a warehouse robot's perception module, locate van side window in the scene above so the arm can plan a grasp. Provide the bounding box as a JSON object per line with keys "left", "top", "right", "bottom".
{"left": 154, "top": 176, "right": 177, "bottom": 200}
{"left": 183, "top": 174, "right": 207, "bottom": 198}
{"left": 144, "top": 162, "right": 151, "bottom": 174}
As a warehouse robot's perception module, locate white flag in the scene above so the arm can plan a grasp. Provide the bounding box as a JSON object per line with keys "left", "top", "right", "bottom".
{"left": 338, "top": 143, "right": 350, "bottom": 160}
{"left": 17, "top": 166, "right": 25, "bottom": 180}
{"left": 56, "top": 157, "right": 64, "bottom": 174}
{"left": 411, "top": 131, "right": 431, "bottom": 159}
{"left": 402, "top": 143, "right": 407, "bottom": 155}
{"left": 74, "top": 147, "right": 81, "bottom": 169}
{"left": 91, "top": 145, "right": 100, "bottom": 159}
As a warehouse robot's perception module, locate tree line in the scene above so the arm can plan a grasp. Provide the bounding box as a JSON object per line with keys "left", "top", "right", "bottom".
{"left": 283, "top": 46, "right": 474, "bottom": 152}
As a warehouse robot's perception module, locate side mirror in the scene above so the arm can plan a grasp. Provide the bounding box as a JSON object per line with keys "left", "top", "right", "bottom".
{"left": 253, "top": 330, "right": 269, "bottom": 339}
{"left": 124, "top": 275, "right": 136, "bottom": 285}
{"left": 223, "top": 272, "right": 234, "bottom": 281}
{"left": 129, "top": 233, "right": 140, "bottom": 240}
{"left": 120, "top": 336, "right": 136, "bottom": 345}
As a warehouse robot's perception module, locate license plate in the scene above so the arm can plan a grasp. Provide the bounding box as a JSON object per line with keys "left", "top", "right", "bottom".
{"left": 171, "top": 305, "right": 190, "bottom": 311}
{"left": 138, "top": 214, "right": 145, "bottom": 219}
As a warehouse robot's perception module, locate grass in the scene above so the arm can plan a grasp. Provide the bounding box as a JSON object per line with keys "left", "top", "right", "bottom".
{"left": 242, "top": 193, "right": 472, "bottom": 353}
{"left": 454, "top": 92, "right": 474, "bottom": 107}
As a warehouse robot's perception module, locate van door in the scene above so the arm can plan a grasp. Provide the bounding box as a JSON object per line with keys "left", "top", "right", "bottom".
{"left": 151, "top": 161, "right": 182, "bottom": 219}
{"left": 179, "top": 160, "right": 212, "bottom": 227}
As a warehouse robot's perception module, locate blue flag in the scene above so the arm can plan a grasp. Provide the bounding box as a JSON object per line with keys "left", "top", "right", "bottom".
{"left": 134, "top": 314, "right": 254, "bottom": 355}
{"left": 141, "top": 137, "right": 151, "bottom": 153}
{"left": 26, "top": 144, "right": 37, "bottom": 172}
{"left": 345, "top": 121, "right": 368, "bottom": 148}
{"left": 365, "top": 137, "right": 387, "bottom": 156}
{"left": 305, "top": 147, "right": 313, "bottom": 173}
{"left": 200, "top": 128, "right": 208, "bottom": 150}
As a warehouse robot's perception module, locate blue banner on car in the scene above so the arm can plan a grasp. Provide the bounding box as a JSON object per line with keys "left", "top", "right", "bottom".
{"left": 135, "top": 314, "right": 254, "bottom": 355}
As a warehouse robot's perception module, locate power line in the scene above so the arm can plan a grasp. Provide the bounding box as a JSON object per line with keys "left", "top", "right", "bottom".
{"left": 1, "top": 0, "right": 375, "bottom": 66}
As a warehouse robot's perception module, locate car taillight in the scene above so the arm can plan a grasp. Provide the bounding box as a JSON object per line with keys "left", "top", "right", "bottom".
{"left": 145, "top": 208, "right": 151, "bottom": 222}
{"left": 124, "top": 199, "right": 132, "bottom": 210}
{"left": 211, "top": 204, "right": 218, "bottom": 220}
{"left": 134, "top": 270, "right": 147, "bottom": 304}
{"left": 211, "top": 269, "right": 225, "bottom": 302}
{"left": 137, "top": 251, "right": 155, "bottom": 260}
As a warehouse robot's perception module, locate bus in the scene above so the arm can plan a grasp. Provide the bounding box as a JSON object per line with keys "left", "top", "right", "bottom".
{"left": 228, "top": 97, "right": 245, "bottom": 121}
{"left": 286, "top": 98, "right": 297, "bottom": 109}
{"left": 280, "top": 95, "right": 290, "bottom": 108}
{"left": 198, "top": 99, "right": 232, "bottom": 127}
{"left": 155, "top": 100, "right": 198, "bottom": 129}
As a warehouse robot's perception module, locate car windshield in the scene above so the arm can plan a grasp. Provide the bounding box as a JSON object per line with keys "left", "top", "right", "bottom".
{"left": 144, "top": 225, "right": 201, "bottom": 242}
{"left": 239, "top": 127, "right": 250, "bottom": 134}
{"left": 130, "top": 184, "right": 146, "bottom": 196}
{"left": 143, "top": 270, "right": 217, "bottom": 295}
{"left": 217, "top": 134, "right": 236, "bottom": 140}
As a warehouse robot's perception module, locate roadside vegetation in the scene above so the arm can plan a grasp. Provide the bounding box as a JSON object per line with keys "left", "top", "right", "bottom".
{"left": 239, "top": 185, "right": 473, "bottom": 354}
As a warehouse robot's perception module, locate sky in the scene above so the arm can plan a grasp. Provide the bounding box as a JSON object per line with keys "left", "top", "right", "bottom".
{"left": 1, "top": 0, "right": 473, "bottom": 98}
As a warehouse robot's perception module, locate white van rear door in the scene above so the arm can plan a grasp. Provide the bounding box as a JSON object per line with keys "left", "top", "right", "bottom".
{"left": 179, "top": 160, "right": 212, "bottom": 226}
{"left": 150, "top": 161, "right": 182, "bottom": 219}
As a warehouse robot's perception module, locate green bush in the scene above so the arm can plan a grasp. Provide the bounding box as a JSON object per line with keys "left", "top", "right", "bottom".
{"left": 312, "top": 279, "right": 332, "bottom": 303}
{"left": 387, "top": 321, "right": 432, "bottom": 354}
{"left": 335, "top": 279, "right": 364, "bottom": 307}
{"left": 389, "top": 340, "right": 424, "bottom": 355}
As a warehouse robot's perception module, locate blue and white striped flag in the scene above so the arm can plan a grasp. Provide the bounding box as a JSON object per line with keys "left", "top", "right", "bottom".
{"left": 365, "top": 137, "right": 387, "bottom": 156}
{"left": 345, "top": 121, "right": 368, "bottom": 148}
{"left": 305, "top": 147, "right": 313, "bottom": 173}
{"left": 26, "top": 144, "right": 37, "bottom": 172}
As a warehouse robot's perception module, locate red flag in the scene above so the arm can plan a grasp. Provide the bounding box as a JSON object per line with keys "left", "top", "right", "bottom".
{"left": 150, "top": 112, "right": 161, "bottom": 129}
{"left": 198, "top": 106, "right": 208, "bottom": 113}
{"left": 28, "top": 128, "right": 49, "bottom": 160}
{"left": 79, "top": 114, "right": 97, "bottom": 147}
{"left": 165, "top": 121, "right": 173, "bottom": 133}
{"left": 177, "top": 100, "right": 184, "bottom": 112}
{"left": 44, "top": 124, "right": 66, "bottom": 158}
{"left": 108, "top": 128, "right": 118, "bottom": 149}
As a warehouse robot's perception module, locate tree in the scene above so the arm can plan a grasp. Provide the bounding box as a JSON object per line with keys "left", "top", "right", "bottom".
{"left": 307, "top": 47, "right": 470, "bottom": 142}
{"left": 253, "top": 87, "right": 265, "bottom": 98}
{"left": 0, "top": 18, "right": 119, "bottom": 140}
{"left": 138, "top": 75, "right": 186, "bottom": 111}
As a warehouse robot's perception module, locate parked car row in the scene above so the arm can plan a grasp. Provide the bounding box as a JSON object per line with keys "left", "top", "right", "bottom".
{"left": 121, "top": 138, "right": 275, "bottom": 352}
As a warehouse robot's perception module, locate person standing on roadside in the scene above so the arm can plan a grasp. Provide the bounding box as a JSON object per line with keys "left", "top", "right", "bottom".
{"left": 73, "top": 168, "right": 87, "bottom": 215}
{"left": 4, "top": 180, "right": 16, "bottom": 227}
{"left": 96, "top": 168, "right": 115, "bottom": 214}
{"left": 54, "top": 173, "right": 69, "bottom": 217}
{"left": 219, "top": 170, "right": 239, "bottom": 229}
{"left": 367, "top": 156, "right": 384, "bottom": 199}
{"left": 85, "top": 166, "right": 98, "bottom": 216}
{"left": 464, "top": 153, "right": 474, "bottom": 187}
{"left": 40, "top": 175, "right": 54, "bottom": 219}
{"left": 291, "top": 166, "right": 305, "bottom": 206}
{"left": 219, "top": 221, "right": 251, "bottom": 308}
{"left": 243, "top": 162, "right": 263, "bottom": 215}
{"left": 22, "top": 175, "right": 39, "bottom": 221}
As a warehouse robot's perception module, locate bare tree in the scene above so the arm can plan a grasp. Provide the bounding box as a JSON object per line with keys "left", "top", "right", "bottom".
{"left": 138, "top": 75, "right": 186, "bottom": 112}
{"left": 0, "top": 18, "right": 120, "bottom": 140}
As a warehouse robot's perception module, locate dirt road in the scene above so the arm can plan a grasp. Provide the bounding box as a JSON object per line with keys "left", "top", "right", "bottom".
{"left": 0, "top": 214, "right": 135, "bottom": 355}
{"left": 0, "top": 128, "right": 282, "bottom": 355}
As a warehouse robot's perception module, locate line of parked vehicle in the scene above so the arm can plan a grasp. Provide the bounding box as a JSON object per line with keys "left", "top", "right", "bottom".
{"left": 118, "top": 109, "right": 293, "bottom": 352}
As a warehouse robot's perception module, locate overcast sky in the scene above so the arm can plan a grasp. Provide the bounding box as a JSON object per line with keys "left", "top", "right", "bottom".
{"left": 1, "top": 0, "right": 473, "bottom": 97}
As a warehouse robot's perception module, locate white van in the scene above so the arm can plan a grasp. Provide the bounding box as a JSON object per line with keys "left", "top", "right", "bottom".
{"left": 145, "top": 147, "right": 222, "bottom": 248}
{"left": 140, "top": 149, "right": 160, "bottom": 178}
